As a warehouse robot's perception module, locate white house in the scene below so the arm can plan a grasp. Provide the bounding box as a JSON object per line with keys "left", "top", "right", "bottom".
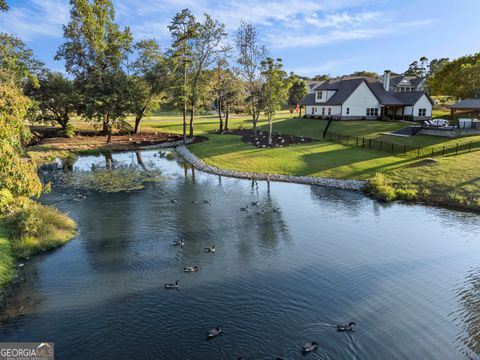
{"left": 300, "top": 71, "right": 433, "bottom": 121}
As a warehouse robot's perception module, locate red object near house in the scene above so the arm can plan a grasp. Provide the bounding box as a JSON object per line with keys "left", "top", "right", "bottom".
{"left": 295, "top": 104, "right": 300, "bottom": 113}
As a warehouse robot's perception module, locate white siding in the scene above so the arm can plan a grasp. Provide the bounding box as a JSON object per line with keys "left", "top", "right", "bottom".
{"left": 305, "top": 105, "right": 341, "bottom": 117}
{"left": 341, "top": 81, "right": 381, "bottom": 118}
{"left": 404, "top": 106, "right": 413, "bottom": 116}
{"left": 315, "top": 90, "right": 337, "bottom": 103}
{"left": 412, "top": 94, "right": 432, "bottom": 118}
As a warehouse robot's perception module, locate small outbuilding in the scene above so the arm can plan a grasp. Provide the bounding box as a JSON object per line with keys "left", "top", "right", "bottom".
{"left": 448, "top": 99, "right": 480, "bottom": 119}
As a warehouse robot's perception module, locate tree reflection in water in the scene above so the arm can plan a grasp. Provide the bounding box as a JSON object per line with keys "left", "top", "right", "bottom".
{"left": 456, "top": 268, "right": 480, "bottom": 359}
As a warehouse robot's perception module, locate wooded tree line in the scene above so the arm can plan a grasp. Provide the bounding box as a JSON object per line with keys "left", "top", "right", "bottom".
{"left": 1, "top": 0, "right": 308, "bottom": 146}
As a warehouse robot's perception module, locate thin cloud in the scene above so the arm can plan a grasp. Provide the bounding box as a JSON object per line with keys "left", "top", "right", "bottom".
{"left": 0, "top": 0, "right": 69, "bottom": 40}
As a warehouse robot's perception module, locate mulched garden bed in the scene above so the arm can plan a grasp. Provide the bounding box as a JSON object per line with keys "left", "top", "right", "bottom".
{"left": 213, "top": 129, "right": 316, "bottom": 148}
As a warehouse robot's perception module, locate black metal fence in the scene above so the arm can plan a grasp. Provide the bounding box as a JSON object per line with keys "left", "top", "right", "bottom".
{"left": 323, "top": 131, "right": 480, "bottom": 158}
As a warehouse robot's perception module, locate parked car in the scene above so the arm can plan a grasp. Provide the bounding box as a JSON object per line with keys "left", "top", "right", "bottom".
{"left": 424, "top": 119, "right": 449, "bottom": 127}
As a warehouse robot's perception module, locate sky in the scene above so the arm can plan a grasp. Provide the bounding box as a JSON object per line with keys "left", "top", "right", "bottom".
{"left": 1, "top": 0, "right": 480, "bottom": 77}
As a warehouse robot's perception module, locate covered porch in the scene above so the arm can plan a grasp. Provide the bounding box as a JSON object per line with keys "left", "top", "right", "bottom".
{"left": 381, "top": 105, "right": 411, "bottom": 121}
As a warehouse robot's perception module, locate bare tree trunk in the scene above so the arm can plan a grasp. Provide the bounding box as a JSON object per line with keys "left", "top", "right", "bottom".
{"left": 182, "top": 106, "right": 187, "bottom": 143}
{"left": 299, "top": 106, "right": 302, "bottom": 118}
{"left": 252, "top": 107, "right": 258, "bottom": 136}
{"left": 253, "top": 112, "right": 260, "bottom": 136}
{"left": 218, "top": 99, "right": 223, "bottom": 132}
{"left": 189, "top": 104, "right": 194, "bottom": 138}
{"left": 182, "top": 56, "right": 187, "bottom": 144}
{"left": 225, "top": 105, "right": 230, "bottom": 131}
{"left": 134, "top": 115, "right": 141, "bottom": 134}
{"left": 268, "top": 115, "right": 273, "bottom": 145}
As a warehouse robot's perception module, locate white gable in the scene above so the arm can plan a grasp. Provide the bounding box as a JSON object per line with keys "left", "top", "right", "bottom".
{"left": 341, "top": 81, "right": 380, "bottom": 116}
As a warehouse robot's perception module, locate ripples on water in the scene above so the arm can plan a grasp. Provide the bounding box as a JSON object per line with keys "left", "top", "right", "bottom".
{"left": 0, "top": 150, "right": 479, "bottom": 360}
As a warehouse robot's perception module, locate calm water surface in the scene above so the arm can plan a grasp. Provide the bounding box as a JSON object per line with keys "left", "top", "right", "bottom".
{"left": 1, "top": 150, "right": 479, "bottom": 360}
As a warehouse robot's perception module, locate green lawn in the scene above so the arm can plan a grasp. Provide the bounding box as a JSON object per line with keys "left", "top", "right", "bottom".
{"left": 189, "top": 134, "right": 417, "bottom": 180}
{"left": 67, "top": 111, "right": 479, "bottom": 210}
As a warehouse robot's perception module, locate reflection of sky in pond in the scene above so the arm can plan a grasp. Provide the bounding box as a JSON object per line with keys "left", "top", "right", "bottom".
{"left": 2, "top": 150, "right": 480, "bottom": 360}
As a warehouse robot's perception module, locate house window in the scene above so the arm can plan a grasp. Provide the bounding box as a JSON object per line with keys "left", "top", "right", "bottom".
{"left": 346, "top": 108, "right": 350, "bottom": 115}
{"left": 328, "top": 108, "right": 331, "bottom": 115}
{"left": 418, "top": 108, "right": 427, "bottom": 117}
{"left": 316, "top": 91, "right": 323, "bottom": 101}
{"left": 322, "top": 108, "right": 325, "bottom": 115}
{"left": 366, "top": 108, "right": 379, "bottom": 116}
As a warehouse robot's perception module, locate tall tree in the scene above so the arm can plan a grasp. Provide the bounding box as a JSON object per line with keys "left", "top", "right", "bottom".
{"left": 129, "top": 39, "right": 168, "bottom": 133}
{"left": 0, "top": 33, "right": 43, "bottom": 87}
{"left": 260, "top": 58, "right": 289, "bottom": 145}
{"left": 188, "top": 14, "right": 226, "bottom": 137}
{"left": 26, "top": 70, "right": 77, "bottom": 130}
{"left": 427, "top": 53, "right": 480, "bottom": 98}
{"left": 211, "top": 62, "right": 244, "bottom": 132}
{"left": 287, "top": 73, "right": 307, "bottom": 117}
{"left": 0, "top": 0, "right": 8, "bottom": 12}
{"left": 168, "top": 9, "right": 198, "bottom": 143}
{"left": 0, "top": 31, "right": 42, "bottom": 196}
{"left": 0, "top": 70, "right": 42, "bottom": 197}
{"left": 56, "top": 0, "right": 133, "bottom": 143}
{"left": 236, "top": 22, "right": 267, "bottom": 136}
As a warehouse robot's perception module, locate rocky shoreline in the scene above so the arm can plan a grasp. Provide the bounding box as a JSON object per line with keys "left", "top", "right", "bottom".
{"left": 175, "top": 145, "right": 367, "bottom": 191}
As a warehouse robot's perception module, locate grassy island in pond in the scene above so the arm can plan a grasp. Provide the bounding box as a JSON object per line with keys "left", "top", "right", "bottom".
{"left": 0, "top": 196, "right": 76, "bottom": 288}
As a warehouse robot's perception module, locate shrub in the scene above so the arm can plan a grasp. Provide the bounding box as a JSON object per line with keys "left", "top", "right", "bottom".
{"left": 57, "top": 124, "right": 75, "bottom": 138}
{"left": 12, "top": 202, "right": 76, "bottom": 258}
{"left": 447, "top": 192, "right": 467, "bottom": 206}
{"left": 368, "top": 173, "right": 397, "bottom": 202}
{"left": 0, "top": 188, "right": 15, "bottom": 215}
{"left": 115, "top": 119, "right": 133, "bottom": 135}
{"left": 395, "top": 188, "right": 417, "bottom": 202}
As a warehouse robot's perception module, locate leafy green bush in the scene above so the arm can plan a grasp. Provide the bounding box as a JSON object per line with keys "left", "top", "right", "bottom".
{"left": 0, "top": 188, "right": 15, "bottom": 215}
{"left": 448, "top": 192, "right": 467, "bottom": 206}
{"left": 368, "top": 173, "right": 397, "bottom": 202}
{"left": 395, "top": 188, "right": 417, "bottom": 202}
{"left": 57, "top": 124, "right": 75, "bottom": 138}
{"left": 115, "top": 119, "right": 133, "bottom": 135}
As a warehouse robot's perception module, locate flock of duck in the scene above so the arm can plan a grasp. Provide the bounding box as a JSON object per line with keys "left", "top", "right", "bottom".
{"left": 164, "top": 197, "right": 357, "bottom": 355}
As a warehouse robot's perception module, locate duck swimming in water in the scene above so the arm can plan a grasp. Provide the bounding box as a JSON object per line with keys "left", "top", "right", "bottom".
{"left": 301, "top": 341, "right": 318, "bottom": 354}
{"left": 184, "top": 266, "right": 198, "bottom": 272}
{"left": 164, "top": 280, "right": 180, "bottom": 289}
{"left": 250, "top": 201, "right": 259, "bottom": 206}
{"left": 204, "top": 245, "right": 215, "bottom": 253}
{"left": 173, "top": 239, "right": 185, "bottom": 247}
{"left": 337, "top": 322, "right": 356, "bottom": 332}
{"left": 272, "top": 207, "right": 280, "bottom": 213}
{"left": 170, "top": 198, "right": 177, "bottom": 204}
{"left": 207, "top": 326, "right": 222, "bottom": 339}
{"left": 240, "top": 206, "right": 249, "bottom": 211}
{"left": 203, "top": 199, "right": 211, "bottom": 204}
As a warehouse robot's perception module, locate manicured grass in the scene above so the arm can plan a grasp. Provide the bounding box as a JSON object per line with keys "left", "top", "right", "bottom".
{"left": 189, "top": 135, "right": 417, "bottom": 180}
{"left": 62, "top": 111, "right": 480, "bottom": 210}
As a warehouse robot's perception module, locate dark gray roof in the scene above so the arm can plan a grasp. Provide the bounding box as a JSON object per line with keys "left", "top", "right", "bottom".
{"left": 368, "top": 82, "right": 403, "bottom": 105}
{"left": 448, "top": 99, "right": 480, "bottom": 110}
{"left": 393, "top": 91, "right": 430, "bottom": 105}
{"left": 299, "top": 93, "right": 315, "bottom": 106}
{"left": 299, "top": 78, "right": 431, "bottom": 107}
{"left": 311, "top": 78, "right": 364, "bottom": 105}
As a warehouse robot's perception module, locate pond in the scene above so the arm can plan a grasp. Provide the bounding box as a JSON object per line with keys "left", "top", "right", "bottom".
{"left": 1, "top": 149, "right": 479, "bottom": 359}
